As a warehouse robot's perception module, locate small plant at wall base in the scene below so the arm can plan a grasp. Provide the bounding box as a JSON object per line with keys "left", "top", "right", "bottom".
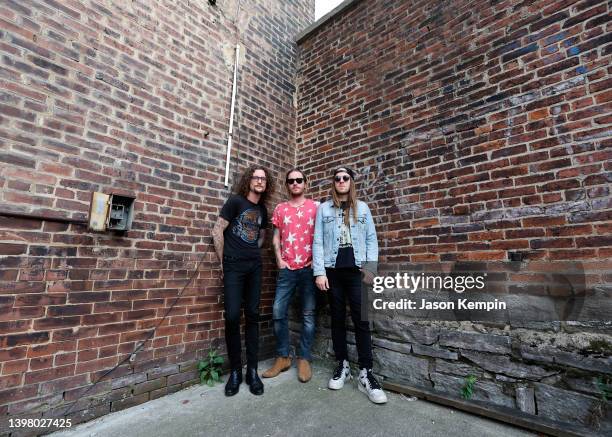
{"left": 587, "top": 376, "right": 611, "bottom": 430}
{"left": 461, "top": 375, "right": 477, "bottom": 400}
{"left": 198, "top": 350, "right": 224, "bottom": 386}
{"left": 594, "top": 376, "right": 611, "bottom": 403}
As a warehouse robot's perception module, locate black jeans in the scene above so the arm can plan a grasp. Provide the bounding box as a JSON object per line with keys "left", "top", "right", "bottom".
{"left": 223, "top": 256, "right": 262, "bottom": 370}
{"left": 326, "top": 267, "right": 373, "bottom": 369}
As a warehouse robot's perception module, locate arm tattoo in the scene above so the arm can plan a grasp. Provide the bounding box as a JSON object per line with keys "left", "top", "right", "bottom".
{"left": 212, "top": 217, "right": 229, "bottom": 262}
{"left": 272, "top": 227, "right": 282, "bottom": 262}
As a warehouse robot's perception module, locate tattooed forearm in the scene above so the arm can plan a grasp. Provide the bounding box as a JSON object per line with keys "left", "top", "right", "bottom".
{"left": 272, "top": 228, "right": 282, "bottom": 263}
{"left": 212, "top": 217, "right": 229, "bottom": 262}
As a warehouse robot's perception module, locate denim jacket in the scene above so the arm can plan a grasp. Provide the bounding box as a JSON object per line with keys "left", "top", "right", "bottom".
{"left": 312, "top": 200, "right": 378, "bottom": 276}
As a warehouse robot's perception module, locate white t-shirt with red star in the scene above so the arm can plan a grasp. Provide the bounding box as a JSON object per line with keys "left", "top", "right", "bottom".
{"left": 272, "top": 199, "right": 318, "bottom": 270}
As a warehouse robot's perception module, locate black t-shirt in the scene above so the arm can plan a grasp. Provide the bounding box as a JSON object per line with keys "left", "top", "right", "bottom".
{"left": 220, "top": 194, "right": 268, "bottom": 260}
{"left": 334, "top": 202, "right": 356, "bottom": 268}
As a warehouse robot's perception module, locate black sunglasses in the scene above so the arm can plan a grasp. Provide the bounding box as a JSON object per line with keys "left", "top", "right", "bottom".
{"left": 286, "top": 178, "right": 304, "bottom": 184}
{"left": 334, "top": 175, "right": 350, "bottom": 182}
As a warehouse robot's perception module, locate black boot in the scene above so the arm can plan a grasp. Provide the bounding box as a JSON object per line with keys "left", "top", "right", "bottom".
{"left": 245, "top": 366, "right": 264, "bottom": 395}
{"left": 225, "top": 369, "right": 242, "bottom": 397}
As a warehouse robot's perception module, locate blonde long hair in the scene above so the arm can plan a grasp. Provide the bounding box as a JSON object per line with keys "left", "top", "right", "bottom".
{"left": 331, "top": 174, "right": 358, "bottom": 227}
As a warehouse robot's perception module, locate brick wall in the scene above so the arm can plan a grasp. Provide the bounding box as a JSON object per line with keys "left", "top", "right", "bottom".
{"left": 0, "top": 0, "right": 312, "bottom": 433}
{"left": 296, "top": 0, "right": 611, "bottom": 433}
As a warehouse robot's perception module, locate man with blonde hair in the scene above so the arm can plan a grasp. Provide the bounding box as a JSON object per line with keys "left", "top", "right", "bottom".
{"left": 313, "top": 167, "right": 387, "bottom": 404}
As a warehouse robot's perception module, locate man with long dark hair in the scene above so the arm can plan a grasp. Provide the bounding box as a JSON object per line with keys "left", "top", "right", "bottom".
{"left": 262, "top": 169, "right": 318, "bottom": 383}
{"left": 212, "top": 165, "right": 274, "bottom": 396}
{"left": 313, "top": 167, "right": 387, "bottom": 404}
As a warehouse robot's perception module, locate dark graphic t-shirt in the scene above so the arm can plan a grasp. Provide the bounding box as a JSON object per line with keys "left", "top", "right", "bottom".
{"left": 335, "top": 202, "right": 356, "bottom": 268}
{"left": 220, "top": 194, "right": 268, "bottom": 260}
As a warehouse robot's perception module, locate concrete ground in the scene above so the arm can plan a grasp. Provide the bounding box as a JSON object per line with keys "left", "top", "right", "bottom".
{"left": 51, "top": 359, "right": 534, "bottom": 437}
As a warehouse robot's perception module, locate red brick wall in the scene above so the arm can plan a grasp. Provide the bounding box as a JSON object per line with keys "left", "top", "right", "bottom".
{"left": 0, "top": 0, "right": 312, "bottom": 431}
{"left": 296, "top": 0, "right": 611, "bottom": 432}
{"left": 297, "top": 0, "right": 611, "bottom": 263}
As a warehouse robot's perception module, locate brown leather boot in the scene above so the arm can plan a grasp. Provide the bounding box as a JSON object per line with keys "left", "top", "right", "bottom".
{"left": 262, "top": 356, "right": 292, "bottom": 378}
{"left": 297, "top": 358, "right": 312, "bottom": 383}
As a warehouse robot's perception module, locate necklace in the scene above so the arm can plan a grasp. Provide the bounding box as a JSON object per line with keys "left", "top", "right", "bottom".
{"left": 289, "top": 199, "right": 306, "bottom": 208}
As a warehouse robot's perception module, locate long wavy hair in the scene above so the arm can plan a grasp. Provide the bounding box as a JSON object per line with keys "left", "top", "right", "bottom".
{"left": 233, "top": 165, "right": 275, "bottom": 205}
{"left": 331, "top": 174, "right": 357, "bottom": 226}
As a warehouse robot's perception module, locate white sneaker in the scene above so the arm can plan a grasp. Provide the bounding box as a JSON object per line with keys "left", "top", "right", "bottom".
{"left": 328, "top": 360, "right": 351, "bottom": 390}
{"left": 358, "top": 368, "right": 388, "bottom": 404}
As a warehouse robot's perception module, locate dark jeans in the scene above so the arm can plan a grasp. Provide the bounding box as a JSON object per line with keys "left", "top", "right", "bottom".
{"left": 272, "top": 267, "right": 316, "bottom": 360}
{"left": 223, "top": 256, "right": 262, "bottom": 370}
{"left": 327, "top": 267, "right": 373, "bottom": 369}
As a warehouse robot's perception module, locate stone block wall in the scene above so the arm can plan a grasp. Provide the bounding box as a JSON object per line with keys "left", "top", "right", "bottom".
{"left": 0, "top": 0, "right": 312, "bottom": 433}
{"left": 0, "top": 0, "right": 610, "bottom": 433}
{"left": 295, "top": 0, "right": 611, "bottom": 434}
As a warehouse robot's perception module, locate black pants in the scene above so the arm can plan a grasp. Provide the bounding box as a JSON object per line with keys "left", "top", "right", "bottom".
{"left": 223, "top": 256, "right": 262, "bottom": 370}
{"left": 327, "top": 267, "right": 373, "bottom": 369}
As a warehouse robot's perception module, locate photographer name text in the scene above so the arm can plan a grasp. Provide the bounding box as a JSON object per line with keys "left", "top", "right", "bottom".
{"left": 370, "top": 273, "right": 506, "bottom": 312}
{"left": 372, "top": 298, "right": 506, "bottom": 311}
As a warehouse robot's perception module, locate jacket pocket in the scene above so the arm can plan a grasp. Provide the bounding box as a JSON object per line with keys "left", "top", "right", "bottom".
{"left": 356, "top": 215, "right": 367, "bottom": 232}
{"left": 321, "top": 216, "right": 335, "bottom": 263}
{"left": 322, "top": 215, "right": 335, "bottom": 236}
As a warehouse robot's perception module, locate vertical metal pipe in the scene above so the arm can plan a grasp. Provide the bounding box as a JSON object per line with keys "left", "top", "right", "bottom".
{"left": 224, "top": 43, "right": 240, "bottom": 187}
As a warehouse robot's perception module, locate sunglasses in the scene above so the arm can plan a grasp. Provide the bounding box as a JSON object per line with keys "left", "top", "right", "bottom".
{"left": 286, "top": 178, "right": 304, "bottom": 185}
{"left": 334, "top": 175, "right": 350, "bottom": 182}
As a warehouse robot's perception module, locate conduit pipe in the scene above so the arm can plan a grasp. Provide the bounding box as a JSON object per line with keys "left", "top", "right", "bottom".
{"left": 223, "top": 0, "right": 242, "bottom": 187}
{"left": 224, "top": 43, "right": 240, "bottom": 188}
{"left": 0, "top": 210, "right": 87, "bottom": 225}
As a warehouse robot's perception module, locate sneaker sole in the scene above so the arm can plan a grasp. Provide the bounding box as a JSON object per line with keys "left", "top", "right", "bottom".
{"left": 357, "top": 380, "right": 388, "bottom": 404}
{"left": 328, "top": 373, "right": 351, "bottom": 390}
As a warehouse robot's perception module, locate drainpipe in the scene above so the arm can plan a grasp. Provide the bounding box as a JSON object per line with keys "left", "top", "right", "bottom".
{"left": 224, "top": 42, "right": 240, "bottom": 188}
{"left": 224, "top": 0, "right": 242, "bottom": 188}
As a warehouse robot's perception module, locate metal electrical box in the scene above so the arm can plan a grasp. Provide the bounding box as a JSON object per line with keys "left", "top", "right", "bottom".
{"left": 88, "top": 192, "right": 135, "bottom": 232}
